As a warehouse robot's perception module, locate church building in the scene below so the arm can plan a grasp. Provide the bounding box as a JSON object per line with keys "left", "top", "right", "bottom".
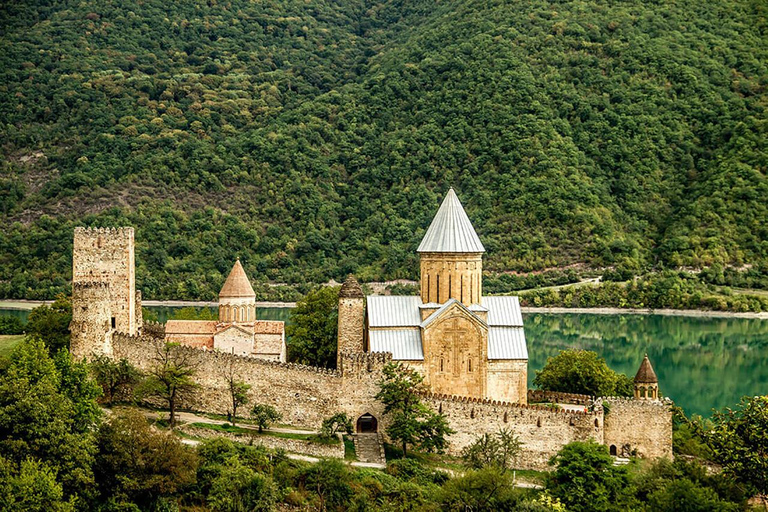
{"left": 165, "top": 259, "right": 286, "bottom": 361}
{"left": 339, "top": 189, "right": 529, "bottom": 404}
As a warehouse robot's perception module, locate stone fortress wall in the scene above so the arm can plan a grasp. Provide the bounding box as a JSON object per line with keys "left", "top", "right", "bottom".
{"left": 112, "top": 329, "right": 670, "bottom": 470}
{"left": 75, "top": 226, "right": 673, "bottom": 470}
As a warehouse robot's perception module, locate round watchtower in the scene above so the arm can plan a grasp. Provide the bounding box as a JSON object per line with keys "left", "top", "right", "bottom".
{"left": 337, "top": 275, "right": 365, "bottom": 368}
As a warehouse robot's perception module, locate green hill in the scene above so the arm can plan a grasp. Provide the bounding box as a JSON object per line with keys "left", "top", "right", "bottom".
{"left": 0, "top": 0, "right": 766, "bottom": 300}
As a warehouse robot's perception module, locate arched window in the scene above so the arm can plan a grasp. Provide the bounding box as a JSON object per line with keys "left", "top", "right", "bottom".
{"left": 440, "top": 358, "right": 444, "bottom": 372}
{"left": 436, "top": 275, "right": 440, "bottom": 302}
{"left": 537, "top": 417, "right": 542, "bottom": 428}
{"left": 595, "top": 418, "right": 599, "bottom": 428}
{"left": 467, "top": 359, "right": 472, "bottom": 372}
{"left": 503, "top": 412, "right": 508, "bottom": 423}
{"left": 470, "top": 408, "right": 475, "bottom": 419}
{"left": 610, "top": 445, "right": 617, "bottom": 456}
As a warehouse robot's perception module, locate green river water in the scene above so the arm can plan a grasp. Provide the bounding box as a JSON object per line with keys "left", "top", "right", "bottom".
{"left": 3, "top": 307, "right": 766, "bottom": 417}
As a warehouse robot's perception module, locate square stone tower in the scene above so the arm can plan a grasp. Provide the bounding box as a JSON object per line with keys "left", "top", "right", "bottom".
{"left": 71, "top": 227, "right": 141, "bottom": 358}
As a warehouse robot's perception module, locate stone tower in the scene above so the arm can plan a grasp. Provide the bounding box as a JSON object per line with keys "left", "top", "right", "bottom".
{"left": 218, "top": 259, "right": 257, "bottom": 323}
{"left": 70, "top": 281, "right": 112, "bottom": 358}
{"left": 337, "top": 275, "right": 365, "bottom": 368}
{"left": 634, "top": 354, "right": 659, "bottom": 400}
{"left": 71, "top": 227, "right": 141, "bottom": 359}
{"left": 417, "top": 188, "right": 485, "bottom": 307}
{"left": 72, "top": 227, "right": 139, "bottom": 334}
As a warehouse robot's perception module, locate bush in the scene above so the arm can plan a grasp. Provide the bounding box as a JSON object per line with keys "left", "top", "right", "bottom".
{"left": 0, "top": 316, "right": 24, "bottom": 335}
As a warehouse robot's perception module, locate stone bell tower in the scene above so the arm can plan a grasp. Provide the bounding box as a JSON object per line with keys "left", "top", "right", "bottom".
{"left": 634, "top": 354, "right": 660, "bottom": 400}
{"left": 417, "top": 188, "right": 485, "bottom": 307}
{"left": 337, "top": 275, "right": 365, "bottom": 368}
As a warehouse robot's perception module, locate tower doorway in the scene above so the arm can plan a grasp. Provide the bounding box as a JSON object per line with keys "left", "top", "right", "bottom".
{"left": 356, "top": 413, "right": 378, "bottom": 433}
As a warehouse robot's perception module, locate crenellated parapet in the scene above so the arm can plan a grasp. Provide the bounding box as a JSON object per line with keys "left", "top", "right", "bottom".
{"left": 528, "top": 389, "right": 594, "bottom": 406}
{"left": 112, "top": 332, "right": 341, "bottom": 377}
{"left": 74, "top": 226, "right": 135, "bottom": 237}
{"left": 421, "top": 391, "right": 597, "bottom": 417}
{"left": 142, "top": 321, "right": 165, "bottom": 337}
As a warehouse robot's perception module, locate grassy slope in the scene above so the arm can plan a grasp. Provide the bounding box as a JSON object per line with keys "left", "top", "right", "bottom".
{"left": 0, "top": 335, "right": 25, "bottom": 358}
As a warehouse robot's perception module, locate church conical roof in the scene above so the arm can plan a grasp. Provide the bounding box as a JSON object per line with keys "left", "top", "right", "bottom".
{"left": 219, "top": 259, "right": 256, "bottom": 298}
{"left": 634, "top": 354, "right": 658, "bottom": 384}
{"left": 417, "top": 188, "right": 485, "bottom": 253}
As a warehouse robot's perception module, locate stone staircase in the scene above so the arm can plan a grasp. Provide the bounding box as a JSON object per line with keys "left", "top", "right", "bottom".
{"left": 354, "top": 433, "right": 386, "bottom": 465}
{"left": 613, "top": 457, "right": 630, "bottom": 466}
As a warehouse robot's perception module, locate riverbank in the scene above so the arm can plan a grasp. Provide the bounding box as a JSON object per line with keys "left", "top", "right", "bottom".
{"left": 3, "top": 300, "right": 768, "bottom": 318}
{"left": 0, "top": 299, "right": 298, "bottom": 310}
{"left": 520, "top": 307, "right": 768, "bottom": 319}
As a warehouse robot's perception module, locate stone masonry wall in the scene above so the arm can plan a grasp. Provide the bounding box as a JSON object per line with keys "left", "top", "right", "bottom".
{"left": 114, "top": 333, "right": 344, "bottom": 428}
{"left": 601, "top": 397, "right": 673, "bottom": 459}
{"left": 487, "top": 360, "right": 528, "bottom": 404}
{"left": 111, "top": 333, "right": 670, "bottom": 469}
{"left": 422, "top": 393, "right": 603, "bottom": 470}
{"left": 70, "top": 281, "right": 112, "bottom": 359}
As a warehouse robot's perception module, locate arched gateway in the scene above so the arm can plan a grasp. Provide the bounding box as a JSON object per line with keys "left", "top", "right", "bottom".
{"left": 356, "top": 413, "right": 378, "bottom": 433}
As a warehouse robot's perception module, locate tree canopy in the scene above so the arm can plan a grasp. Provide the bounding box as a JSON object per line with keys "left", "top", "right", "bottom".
{"left": 0, "top": 0, "right": 766, "bottom": 300}
{"left": 287, "top": 286, "right": 339, "bottom": 368}
{"left": 533, "top": 349, "right": 634, "bottom": 397}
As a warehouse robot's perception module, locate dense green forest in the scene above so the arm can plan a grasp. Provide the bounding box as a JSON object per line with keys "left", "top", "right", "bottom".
{"left": 0, "top": 0, "right": 766, "bottom": 300}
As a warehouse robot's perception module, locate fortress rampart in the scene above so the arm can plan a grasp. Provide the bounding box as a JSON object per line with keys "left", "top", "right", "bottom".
{"left": 110, "top": 330, "right": 671, "bottom": 469}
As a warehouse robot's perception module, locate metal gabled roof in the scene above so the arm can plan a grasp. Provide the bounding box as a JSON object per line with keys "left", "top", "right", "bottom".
{"left": 481, "top": 296, "right": 523, "bottom": 326}
{"left": 420, "top": 298, "right": 487, "bottom": 330}
{"left": 366, "top": 296, "right": 422, "bottom": 327}
{"left": 487, "top": 327, "right": 528, "bottom": 360}
{"left": 417, "top": 188, "right": 485, "bottom": 253}
{"left": 369, "top": 328, "right": 423, "bottom": 360}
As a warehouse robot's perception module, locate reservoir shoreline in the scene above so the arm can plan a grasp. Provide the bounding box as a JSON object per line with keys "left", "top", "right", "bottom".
{"left": 1, "top": 300, "right": 767, "bottom": 319}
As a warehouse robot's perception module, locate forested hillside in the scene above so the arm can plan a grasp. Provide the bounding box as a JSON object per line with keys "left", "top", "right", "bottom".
{"left": 0, "top": 0, "right": 766, "bottom": 300}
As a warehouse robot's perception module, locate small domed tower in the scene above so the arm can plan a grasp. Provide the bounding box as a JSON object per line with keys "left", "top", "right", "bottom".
{"left": 218, "top": 259, "right": 256, "bottom": 323}
{"left": 337, "top": 275, "right": 365, "bottom": 368}
{"left": 634, "top": 354, "right": 659, "bottom": 400}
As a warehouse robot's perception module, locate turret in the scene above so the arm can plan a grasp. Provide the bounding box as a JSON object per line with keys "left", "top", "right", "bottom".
{"left": 418, "top": 188, "right": 485, "bottom": 307}
{"left": 634, "top": 354, "right": 659, "bottom": 400}
{"left": 337, "top": 275, "right": 365, "bottom": 368}
{"left": 218, "top": 259, "right": 257, "bottom": 323}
